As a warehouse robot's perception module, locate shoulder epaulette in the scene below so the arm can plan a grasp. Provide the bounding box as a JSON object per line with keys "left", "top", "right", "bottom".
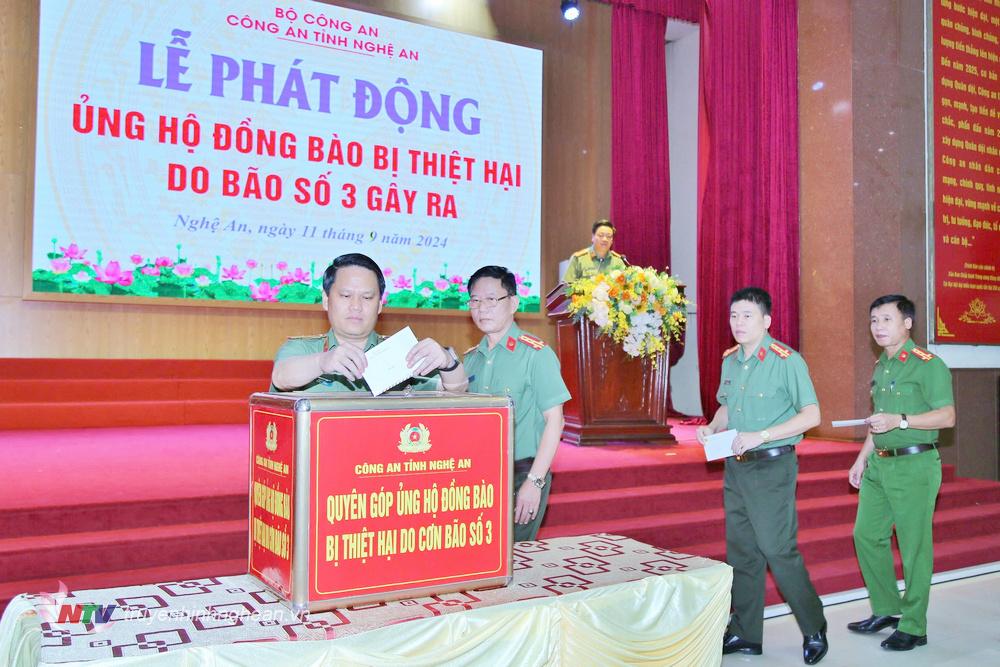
{"left": 464, "top": 345, "right": 478, "bottom": 356}
{"left": 768, "top": 342, "right": 792, "bottom": 359}
{"left": 572, "top": 248, "right": 589, "bottom": 258}
{"left": 518, "top": 333, "right": 547, "bottom": 350}
{"left": 722, "top": 344, "right": 739, "bottom": 359}
{"left": 911, "top": 346, "right": 935, "bottom": 361}
{"left": 287, "top": 334, "right": 325, "bottom": 340}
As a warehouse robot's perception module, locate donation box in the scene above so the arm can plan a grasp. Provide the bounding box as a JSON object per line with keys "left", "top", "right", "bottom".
{"left": 248, "top": 391, "right": 513, "bottom": 615}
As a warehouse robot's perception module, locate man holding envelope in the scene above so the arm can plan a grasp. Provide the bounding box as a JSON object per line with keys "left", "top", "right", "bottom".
{"left": 846, "top": 294, "right": 955, "bottom": 651}
{"left": 697, "top": 287, "right": 827, "bottom": 665}
{"left": 462, "top": 265, "right": 570, "bottom": 542}
{"left": 270, "top": 253, "right": 468, "bottom": 394}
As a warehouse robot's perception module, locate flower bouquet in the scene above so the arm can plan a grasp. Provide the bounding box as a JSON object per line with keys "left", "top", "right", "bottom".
{"left": 565, "top": 266, "right": 687, "bottom": 365}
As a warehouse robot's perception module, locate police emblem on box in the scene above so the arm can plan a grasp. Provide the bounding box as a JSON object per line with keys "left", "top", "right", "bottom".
{"left": 398, "top": 423, "right": 432, "bottom": 453}
{"left": 265, "top": 422, "right": 279, "bottom": 452}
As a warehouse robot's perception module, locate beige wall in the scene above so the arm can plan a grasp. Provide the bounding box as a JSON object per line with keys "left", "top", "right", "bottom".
{"left": 0, "top": 0, "right": 611, "bottom": 360}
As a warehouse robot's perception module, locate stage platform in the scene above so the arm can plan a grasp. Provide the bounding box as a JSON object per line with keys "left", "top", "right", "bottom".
{"left": 0, "top": 534, "right": 731, "bottom": 667}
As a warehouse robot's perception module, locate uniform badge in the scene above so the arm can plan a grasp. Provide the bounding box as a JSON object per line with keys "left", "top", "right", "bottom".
{"left": 911, "top": 347, "right": 934, "bottom": 361}
{"left": 506, "top": 337, "right": 517, "bottom": 352}
{"left": 768, "top": 342, "right": 792, "bottom": 359}
{"left": 898, "top": 350, "right": 909, "bottom": 362}
{"left": 517, "top": 334, "right": 546, "bottom": 350}
{"left": 757, "top": 347, "right": 767, "bottom": 361}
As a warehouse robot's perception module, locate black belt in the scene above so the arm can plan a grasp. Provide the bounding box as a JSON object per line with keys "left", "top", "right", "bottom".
{"left": 875, "top": 443, "right": 938, "bottom": 458}
{"left": 514, "top": 457, "right": 534, "bottom": 474}
{"left": 734, "top": 444, "right": 794, "bottom": 462}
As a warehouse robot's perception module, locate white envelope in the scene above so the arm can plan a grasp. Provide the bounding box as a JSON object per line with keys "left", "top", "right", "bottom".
{"left": 702, "top": 429, "right": 737, "bottom": 461}
{"left": 363, "top": 326, "right": 421, "bottom": 396}
{"left": 831, "top": 419, "right": 867, "bottom": 428}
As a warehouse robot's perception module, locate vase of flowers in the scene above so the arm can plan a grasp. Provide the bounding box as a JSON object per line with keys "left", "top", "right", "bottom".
{"left": 565, "top": 266, "right": 687, "bottom": 366}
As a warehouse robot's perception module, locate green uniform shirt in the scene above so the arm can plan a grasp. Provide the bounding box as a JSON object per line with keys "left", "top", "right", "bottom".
{"left": 716, "top": 334, "right": 818, "bottom": 449}
{"left": 563, "top": 246, "right": 628, "bottom": 283}
{"left": 271, "top": 329, "right": 440, "bottom": 393}
{"left": 464, "top": 322, "right": 571, "bottom": 460}
{"left": 871, "top": 337, "right": 953, "bottom": 448}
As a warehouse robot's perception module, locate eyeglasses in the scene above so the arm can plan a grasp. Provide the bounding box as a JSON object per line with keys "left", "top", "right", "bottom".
{"left": 468, "top": 295, "right": 511, "bottom": 309}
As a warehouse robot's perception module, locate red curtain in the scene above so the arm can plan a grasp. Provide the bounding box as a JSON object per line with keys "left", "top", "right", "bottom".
{"left": 609, "top": 3, "right": 671, "bottom": 270}
{"left": 697, "top": 0, "right": 801, "bottom": 417}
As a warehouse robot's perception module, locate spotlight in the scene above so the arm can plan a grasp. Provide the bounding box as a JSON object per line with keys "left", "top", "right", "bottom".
{"left": 561, "top": 0, "right": 580, "bottom": 21}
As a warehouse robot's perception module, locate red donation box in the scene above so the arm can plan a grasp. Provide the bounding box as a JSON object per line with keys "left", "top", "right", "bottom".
{"left": 248, "top": 392, "right": 513, "bottom": 614}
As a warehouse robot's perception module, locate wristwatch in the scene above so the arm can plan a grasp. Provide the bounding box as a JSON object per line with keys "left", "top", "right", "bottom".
{"left": 440, "top": 347, "right": 461, "bottom": 372}
{"left": 527, "top": 473, "right": 546, "bottom": 489}
{"left": 899, "top": 414, "right": 909, "bottom": 430}
{"left": 760, "top": 430, "right": 771, "bottom": 443}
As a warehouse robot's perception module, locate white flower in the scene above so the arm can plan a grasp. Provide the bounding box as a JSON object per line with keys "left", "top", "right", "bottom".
{"left": 591, "top": 301, "right": 610, "bottom": 327}
{"left": 592, "top": 282, "right": 610, "bottom": 302}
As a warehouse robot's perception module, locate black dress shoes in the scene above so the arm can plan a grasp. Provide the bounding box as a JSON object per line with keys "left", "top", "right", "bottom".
{"left": 846, "top": 614, "right": 900, "bottom": 634}
{"left": 722, "top": 632, "right": 763, "bottom": 655}
{"left": 881, "top": 629, "right": 927, "bottom": 651}
{"left": 802, "top": 623, "right": 828, "bottom": 665}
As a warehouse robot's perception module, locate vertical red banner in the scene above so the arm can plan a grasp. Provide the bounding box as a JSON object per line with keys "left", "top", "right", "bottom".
{"left": 932, "top": 0, "right": 1000, "bottom": 344}
{"left": 308, "top": 408, "right": 510, "bottom": 603}
{"left": 249, "top": 407, "right": 296, "bottom": 597}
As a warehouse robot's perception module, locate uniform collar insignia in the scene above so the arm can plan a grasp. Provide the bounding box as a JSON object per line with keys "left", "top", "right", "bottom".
{"left": 505, "top": 336, "right": 517, "bottom": 352}
{"left": 757, "top": 346, "right": 767, "bottom": 361}
{"left": 898, "top": 350, "right": 909, "bottom": 362}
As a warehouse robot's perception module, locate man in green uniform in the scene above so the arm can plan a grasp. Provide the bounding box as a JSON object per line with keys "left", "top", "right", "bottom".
{"left": 271, "top": 253, "right": 468, "bottom": 393}
{"left": 847, "top": 294, "right": 955, "bottom": 651}
{"left": 562, "top": 219, "right": 628, "bottom": 283}
{"left": 463, "top": 265, "right": 571, "bottom": 542}
{"left": 697, "top": 287, "right": 828, "bottom": 665}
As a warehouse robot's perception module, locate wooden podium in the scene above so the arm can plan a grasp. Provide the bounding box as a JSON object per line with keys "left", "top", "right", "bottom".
{"left": 547, "top": 285, "right": 675, "bottom": 446}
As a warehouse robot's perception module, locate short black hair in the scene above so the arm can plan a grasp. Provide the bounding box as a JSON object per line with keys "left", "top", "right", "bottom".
{"left": 870, "top": 294, "right": 915, "bottom": 322}
{"left": 730, "top": 287, "right": 772, "bottom": 316}
{"left": 322, "top": 253, "right": 385, "bottom": 296}
{"left": 468, "top": 265, "right": 516, "bottom": 296}
{"left": 592, "top": 219, "right": 615, "bottom": 235}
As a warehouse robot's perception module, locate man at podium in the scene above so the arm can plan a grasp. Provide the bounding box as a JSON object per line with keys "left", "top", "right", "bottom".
{"left": 463, "top": 265, "right": 571, "bottom": 541}
{"left": 270, "top": 253, "right": 468, "bottom": 393}
{"left": 562, "top": 219, "right": 628, "bottom": 283}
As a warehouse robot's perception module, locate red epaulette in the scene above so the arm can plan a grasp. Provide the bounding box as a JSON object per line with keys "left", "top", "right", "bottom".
{"left": 722, "top": 344, "right": 739, "bottom": 359}
{"left": 518, "top": 333, "right": 547, "bottom": 350}
{"left": 911, "top": 346, "right": 935, "bottom": 361}
{"left": 769, "top": 342, "right": 792, "bottom": 359}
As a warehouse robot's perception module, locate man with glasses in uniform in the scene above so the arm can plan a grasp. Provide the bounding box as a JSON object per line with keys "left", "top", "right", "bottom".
{"left": 462, "top": 265, "right": 571, "bottom": 542}
{"left": 563, "top": 219, "right": 628, "bottom": 283}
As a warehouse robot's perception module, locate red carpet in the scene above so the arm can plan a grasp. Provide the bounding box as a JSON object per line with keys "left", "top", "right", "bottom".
{"left": 3, "top": 420, "right": 1000, "bottom": 616}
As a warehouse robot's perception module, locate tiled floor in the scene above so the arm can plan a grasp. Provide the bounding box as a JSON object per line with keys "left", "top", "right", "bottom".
{"left": 723, "top": 569, "right": 1000, "bottom": 666}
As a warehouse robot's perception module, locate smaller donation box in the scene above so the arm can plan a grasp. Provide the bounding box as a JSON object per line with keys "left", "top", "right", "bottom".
{"left": 248, "top": 392, "right": 513, "bottom": 615}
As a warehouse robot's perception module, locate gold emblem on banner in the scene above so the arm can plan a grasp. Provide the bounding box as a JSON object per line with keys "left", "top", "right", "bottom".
{"left": 958, "top": 298, "right": 996, "bottom": 326}
{"left": 265, "top": 422, "right": 279, "bottom": 452}
{"left": 398, "top": 423, "right": 432, "bottom": 453}
{"left": 936, "top": 308, "right": 955, "bottom": 338}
